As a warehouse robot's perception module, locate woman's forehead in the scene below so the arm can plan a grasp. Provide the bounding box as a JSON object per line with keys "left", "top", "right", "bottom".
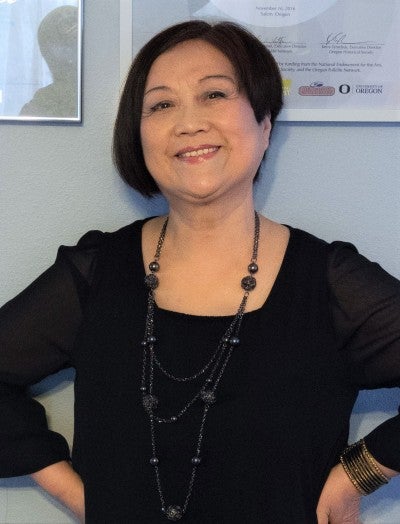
{"left": 145, "top": 39, "right": 236, "bottom": 86}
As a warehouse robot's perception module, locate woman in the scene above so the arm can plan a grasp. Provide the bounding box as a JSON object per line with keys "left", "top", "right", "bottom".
{"left": 1, "top": 20, "right": 399, "bottom": 523}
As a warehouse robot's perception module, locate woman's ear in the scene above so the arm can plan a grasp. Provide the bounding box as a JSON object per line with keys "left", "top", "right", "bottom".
{"left": 261, "top": 115, "right": 272, "bottom": 150}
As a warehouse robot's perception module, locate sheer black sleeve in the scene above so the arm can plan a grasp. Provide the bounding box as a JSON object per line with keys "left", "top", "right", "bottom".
{"left": 0, "top": 230, "right": 103, "bottom": 477}
{"left": 329, "top": 242, "right": 400, "bottom": 471}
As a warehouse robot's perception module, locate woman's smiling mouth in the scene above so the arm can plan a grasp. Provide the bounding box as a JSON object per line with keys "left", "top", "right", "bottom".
{"left": 176, "top": 146, "right": 220, "bottom": 160}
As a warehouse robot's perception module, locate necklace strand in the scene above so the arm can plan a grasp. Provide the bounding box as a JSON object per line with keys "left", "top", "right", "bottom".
{"left": 141, "top": 212, "right": 260, "bottom": 521}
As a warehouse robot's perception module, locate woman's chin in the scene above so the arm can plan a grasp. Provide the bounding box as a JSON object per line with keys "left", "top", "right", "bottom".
{"left": 159, "top": 178, "right": 220, "bottom": 204}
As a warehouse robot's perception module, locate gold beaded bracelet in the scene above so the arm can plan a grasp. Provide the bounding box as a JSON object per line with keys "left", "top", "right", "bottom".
{"left": 340, "top": 438, "right": 389, "bottom": 495}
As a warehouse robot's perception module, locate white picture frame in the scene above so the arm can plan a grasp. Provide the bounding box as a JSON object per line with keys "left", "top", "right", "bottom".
{"left": 0, "top": 0, "right": 83, "bottom": 123}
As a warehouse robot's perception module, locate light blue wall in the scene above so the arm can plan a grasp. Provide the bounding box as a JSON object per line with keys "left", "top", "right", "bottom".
{"left": 0, "top": 1, "right": 399, "bottom": 522}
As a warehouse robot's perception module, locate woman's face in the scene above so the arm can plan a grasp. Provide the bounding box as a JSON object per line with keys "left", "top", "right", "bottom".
{"left": 140, "top": 39, "right": 271, "bottom": 205}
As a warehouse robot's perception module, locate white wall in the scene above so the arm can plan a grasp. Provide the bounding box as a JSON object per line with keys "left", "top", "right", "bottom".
{"left": 0, "top": 1, "right": 399, "bottom": 522}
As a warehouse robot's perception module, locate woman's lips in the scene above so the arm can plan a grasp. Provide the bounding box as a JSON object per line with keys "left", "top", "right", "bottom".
{"left": 176, "top": 146, "right": 220, "bottom": 162}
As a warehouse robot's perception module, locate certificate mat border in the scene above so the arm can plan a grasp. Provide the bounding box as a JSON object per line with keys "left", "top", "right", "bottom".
{"left": 119, "top": 0, "right": 400, "bottom": 123}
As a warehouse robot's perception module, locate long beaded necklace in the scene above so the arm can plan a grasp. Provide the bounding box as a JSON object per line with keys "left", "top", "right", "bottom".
{"left": 141, "top": 211, "right": 260, "bottom": 521}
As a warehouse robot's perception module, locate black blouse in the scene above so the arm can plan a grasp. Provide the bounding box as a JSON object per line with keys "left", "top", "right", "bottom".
{"left": 1, "top": 219, "right": 399, "bottom": 523}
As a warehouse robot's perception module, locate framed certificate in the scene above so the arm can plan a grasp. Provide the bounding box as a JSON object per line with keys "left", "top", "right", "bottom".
{"left": 0, "top": 0, "right": 82, "bottom": 123}
{"left": 120, "top": 0, "right": 400, "bottom": 122}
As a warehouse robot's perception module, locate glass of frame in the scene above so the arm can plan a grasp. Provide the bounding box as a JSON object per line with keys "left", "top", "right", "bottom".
{"left": 0, "top": 0, "right": 82, "bottom": 123}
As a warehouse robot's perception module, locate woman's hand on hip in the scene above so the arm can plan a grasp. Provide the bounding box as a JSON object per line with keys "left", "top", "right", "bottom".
{"left": 316, "top": 463, "right": 361, "bottom": 524}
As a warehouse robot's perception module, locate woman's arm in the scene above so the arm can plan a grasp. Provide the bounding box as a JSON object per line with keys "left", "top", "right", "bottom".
{"left": 0, "top": 232, "right": 101, "bottom": 478}
{"left": 329, "top": 242, "right": 400, "bottom": 470}
{"left": 323, "top": 242, "right": 400, "bottom": 522}
{"left": 31, "top": 461, "right": 85, "bottom": 523}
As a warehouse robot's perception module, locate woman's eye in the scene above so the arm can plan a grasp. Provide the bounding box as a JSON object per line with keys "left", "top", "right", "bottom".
{"left": 150, "top": 101, "right": 172, "bottom": 112}
{"left": 207, "top": 91, "right": 226, "bottom": 100}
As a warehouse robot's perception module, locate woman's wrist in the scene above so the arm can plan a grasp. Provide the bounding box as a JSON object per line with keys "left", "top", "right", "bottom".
{"left": 339, "top": 438, "right": 397, "bottom": 495}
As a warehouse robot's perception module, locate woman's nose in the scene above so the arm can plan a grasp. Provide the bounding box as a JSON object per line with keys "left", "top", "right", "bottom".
{"left": 173, "top": 104, "right": 211, "bottom": 136}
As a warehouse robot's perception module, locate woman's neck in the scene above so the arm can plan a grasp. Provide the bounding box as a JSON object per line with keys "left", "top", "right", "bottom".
{"left": 164, "top": 195, "right": 256, "bottom": 256}
{"left": 141, "top": 198, "right": 290, "bottom": 316}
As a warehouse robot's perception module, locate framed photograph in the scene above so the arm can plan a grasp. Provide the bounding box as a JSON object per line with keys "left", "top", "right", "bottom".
{"left": 0, "top": 0, "right": 82, "bottom": 123}
{"left": 120, "top": 0, "right": 400, "bottom": 122}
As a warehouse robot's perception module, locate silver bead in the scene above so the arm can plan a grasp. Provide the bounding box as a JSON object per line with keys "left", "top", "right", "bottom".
{"left": 200, "top": 390, "right": 216, "bottom": 404}
{"left": 165, "top": 505, "right": 183, "bottom": 521}
{"left": 191, "top": 456, "right": 201, "bottom": 465}
{"left": 150, "top": 457, "right": 159, "bottom": 465}
{"left": 143, "top": 394, "right": 158, "bottom": 411}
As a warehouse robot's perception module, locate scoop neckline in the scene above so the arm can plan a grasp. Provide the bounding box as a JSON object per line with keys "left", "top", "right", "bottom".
{"left": 136, "top": 217, "right": 294, "bottom": 320}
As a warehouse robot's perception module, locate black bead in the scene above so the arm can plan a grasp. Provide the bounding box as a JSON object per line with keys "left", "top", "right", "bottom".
{"left": 150, "top": 457, "right": 159, "bottom": 465}
{"left": 148, "top": 335, "right": 156, "bottom": 343}
{"left": 222, "top": 336, "right": 229, "bottom": 343}
{"left": 149, "top": 261, "right": 160, "bottom": 272}
{"left": 241, "top": 275, "right": 257, "bottom": 291}
{"left": 229, "top": 336, "right": 240, "bottom": 346}
{"left": 140, "top": 386, "right": 146, "bottom": 392}
{"left": 191, "top": 456, "right": 201, "bottom": 465}
{"left": 145, "top": 273, "right": 159, "bottom": 289}
{"left": 248, "top": 262, "right": 258, "bottom": 274}
{"left": 141, "top": 340, "right": 148, "bottom": 346}
{"left": 165, "top": 505, "right": 183, "bottom": 521}
{"left": 170, "top": 416, "right": 177, "bottom": 422}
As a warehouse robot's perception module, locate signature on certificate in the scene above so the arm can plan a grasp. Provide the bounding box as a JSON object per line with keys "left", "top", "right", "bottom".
{"left": 271, "top": 36, "right": 287, "bottom": 44}
{"left": 265, "top": 36, "right": 302, "bottom": 45}
{"left": 324, "top": 32, "right": 379, "bottom": 45}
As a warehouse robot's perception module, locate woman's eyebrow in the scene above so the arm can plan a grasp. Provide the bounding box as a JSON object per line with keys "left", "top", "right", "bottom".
{"left": 199, "top": 74, "right": 236, "bottom": 84}
{"left": 144, "top": 75, "right": 236, "bottom": 97}
{"left": 144, "top": 85, "right": 172, "bottom": 97}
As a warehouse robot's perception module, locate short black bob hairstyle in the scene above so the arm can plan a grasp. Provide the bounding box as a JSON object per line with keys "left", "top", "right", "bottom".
{"left": 113, "top": 20, "right": 283, "bottom": 197}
